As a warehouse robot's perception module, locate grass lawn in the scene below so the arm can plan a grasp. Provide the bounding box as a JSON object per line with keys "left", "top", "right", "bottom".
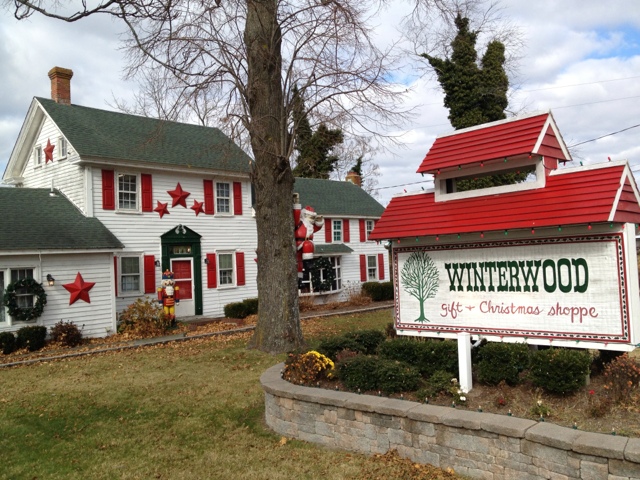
{"left": 0, "top": 310, "right": 459, "bottom": 480}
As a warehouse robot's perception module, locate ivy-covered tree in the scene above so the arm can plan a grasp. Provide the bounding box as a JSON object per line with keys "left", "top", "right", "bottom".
{"left": 292, "top": 86, "right": 344, "bottom": 180}
{"left": 422, "top": 14, "right": 528, "bottom": 192}
{"left": 401, "top": 251, "right": 439, "bottom": 323}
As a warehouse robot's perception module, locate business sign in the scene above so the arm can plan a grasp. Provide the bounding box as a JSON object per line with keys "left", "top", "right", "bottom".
{"left": 393, "top": 234, "right": 631, "bottom": 344}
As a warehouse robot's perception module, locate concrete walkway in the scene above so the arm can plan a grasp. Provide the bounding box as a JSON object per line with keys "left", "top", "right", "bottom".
{"left": 0, "top": 301, "right": 393, "bottom": 369}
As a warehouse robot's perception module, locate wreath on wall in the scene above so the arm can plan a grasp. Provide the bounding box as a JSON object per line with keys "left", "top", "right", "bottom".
{"left": 2, "top": 278, "right": 47, "bottom": 321}
{"left": 309, "top": 257, "right": 335, "bottom": 293}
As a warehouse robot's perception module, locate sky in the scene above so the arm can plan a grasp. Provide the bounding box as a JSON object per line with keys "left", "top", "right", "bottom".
{"left": 0, "top": 1, "right": 639, "bottom": 206}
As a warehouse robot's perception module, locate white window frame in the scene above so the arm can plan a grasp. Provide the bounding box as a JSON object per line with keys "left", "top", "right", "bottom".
{"left": 58, "top": 137, "right": 67, "bottom": 160}
{"left": 117, "top": 172, "right": 140, "bottom": 212}
{"left": 118, "top": 255, "right": 143, "bottom": 296}
{"left": 1, "top": 268, "right": 37, "bottom": 325}
{"left": 216, "top": 182, "right": 231, "bottom": 215}
{"left": 33, "top": 145, "right": 42, "bottom": 167}
{"left": 365, "top": 220, "right": 375, "bottom": 241}
{"left": 299, "top": 256, "right": 342, "bottom": 295}
{"left": 217, "top": 252, "right": 236, "bottom": 287}
{"left": 332, "top": 220, "right": 342, "bottom": 242}
{"left": 367, "top": 255, "right": 378, "bottom": 281}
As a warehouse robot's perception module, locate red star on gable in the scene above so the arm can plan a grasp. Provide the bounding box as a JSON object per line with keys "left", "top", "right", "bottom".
{"left": 191, "top": 200, "right": 205, "bottom": 216}
{"left": 63, "top": 272, "right": 96, "bottom": 305}
{"left": 154, "top": 201, "right": 170, "bottom": 218}
{"left": 167, "top": 183, "right": 190, "bottom": 208}
{"left": 44, "top": 139, "right": 55, "bottom": 163}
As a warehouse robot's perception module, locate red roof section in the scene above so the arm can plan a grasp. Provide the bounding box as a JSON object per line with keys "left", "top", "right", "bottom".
{"left": 370, "top": 164, "right": 640, "bottom": 240}
{"left": 417, "top": 112, "right": 571, "bottom": 173}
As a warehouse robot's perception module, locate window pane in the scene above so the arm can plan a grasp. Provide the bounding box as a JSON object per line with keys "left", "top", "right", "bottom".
{"left": 333, "top": 220, "right": 342, "bottom": 242}
{"left": 218, "top": 254, "right": 234, "bottom": 285}
{"left": 121, "top": 257, "right": 140, "bottom": 274}
{"left": 118, "top": 174, "right": 138, "bottom": 210}
{"left": 121, "top": 276, "right": 140, "bottom": 292}
{"left": 219, "top": 254, "right": 232, "bottom": 269}
{"left": 216, "top": 183, "right": 230, "bottom": 213}
{"left": 367, "top": 255, "right": 377, "bottom": 280}
{"left": 366, "top": 220, "right": 374, "bottom": 239}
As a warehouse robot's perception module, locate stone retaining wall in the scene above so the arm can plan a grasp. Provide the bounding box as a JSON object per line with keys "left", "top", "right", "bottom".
{"left": 261, "top": 363, "right": 640, "bottom": 479}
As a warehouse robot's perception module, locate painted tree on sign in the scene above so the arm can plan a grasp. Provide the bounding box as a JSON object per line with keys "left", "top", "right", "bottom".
{"left": 401, "top": 251, "right": 439, "bottom": 322}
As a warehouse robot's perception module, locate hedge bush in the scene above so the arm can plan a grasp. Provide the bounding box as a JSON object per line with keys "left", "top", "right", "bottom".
{"left": 223, "top": 297, "right": 258, "bottom": 319}
{"left": 343, "top": 329, "right": 386, "bottom": 355}
{"left": 361, "top": 282, "right": 394, "bottom": 301}
{"left": 50, "top": 320, "right": 83, "bottom": 347}
{"left": 16, "top": 325, "right": 47, "bottom": 352}
{"left": 338, "top": 355, "right": 421, "bottom": 394}
{"left": 316, "top": 335, "right": 365, "bottom": 361}
{"left": 378, "top": 338, "right": 458, "bottom": 377}
{"left": 118, "top": 298, "right": 172, "bottom": 336}
{"left": 529, "top": 347, "right": 591, "bottom": 394}
{"left": 0, "top": 332, "right": 16, "bottom": 355}
{"left": 476, "top": 342, "right": 530, "bottom": 386}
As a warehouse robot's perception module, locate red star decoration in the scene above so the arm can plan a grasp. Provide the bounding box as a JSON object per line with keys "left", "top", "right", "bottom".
{"left": 154, "top": 201, "right": 170, "bottom": 218}
{"left": 167, "top": 183, "right": 190, "bottom": 208}
{"left": 44, "top": 139, "right": 55, "bottom": 163}
{"left": 191, "top": 200, "right": 205, "bottom": 216}
{"left": 63, "top": 272, "right": 96, "bottom": 305}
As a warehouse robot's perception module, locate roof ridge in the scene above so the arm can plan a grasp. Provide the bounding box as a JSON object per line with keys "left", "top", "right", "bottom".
{"left": 436, "top": 110, "right": 550, "bottom": 139}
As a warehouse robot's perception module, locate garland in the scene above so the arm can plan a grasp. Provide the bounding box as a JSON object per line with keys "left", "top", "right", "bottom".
{"left": 2, "top": 278, "right": 47, "bottom": 321}
{"left": 309, "top": 257, "right": 335, "bottom": 293}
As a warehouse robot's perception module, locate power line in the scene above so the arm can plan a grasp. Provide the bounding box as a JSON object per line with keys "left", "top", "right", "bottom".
{"left": 568, "top": 123, "right": 640, "bottom": 148}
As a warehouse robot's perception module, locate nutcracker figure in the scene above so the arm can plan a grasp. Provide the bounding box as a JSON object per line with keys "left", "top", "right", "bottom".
{"left": 293, "top": 193, "right": 324, "bottom": 279}
{"left": 157, "top": 270, "right": 180, "bottom": 321}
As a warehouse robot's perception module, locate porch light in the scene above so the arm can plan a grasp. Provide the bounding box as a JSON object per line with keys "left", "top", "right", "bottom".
{"left": 46, "top": 274, "right": 55, "bottom": 286}
{"left": 154, "top": 260, "right": 161, "bottom": 267}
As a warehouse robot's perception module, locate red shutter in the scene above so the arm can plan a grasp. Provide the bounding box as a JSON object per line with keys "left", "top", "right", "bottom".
{"left": 102, "top": 169, "right": 115, "bottom": 210}
{"left": 378, "top": 253, "right": 385, "bottom": 280}
{"left": 236, "top": 252, "right": 246, "bottom": 286}
{"left": 233, "top": 182, "right": 243, "bottom": 215}
{"left": 206, "top": 253, "right": 217, "bottom": 288}
{"left": 343, "top": 219, "right": 350, "bottom": 243}
{"left": 144, "top": 255, "right": 156, "bottom": 293}
{"left": 114, "top": 256, "right": 118, "bottom": 296}
{"left": 204, "top": 180, "right": 214, "bottom": 214}
{"left": 359, "top": 219, "right": 366, "bottom": 242}
{"left": 360, "top": 255, "right": 367, "bottom": 282}
{"left": 325, "top": 218, "right": 332, "bottom": 243}
{"left": 141, "top": 174, "right": 153, "bottom": 212}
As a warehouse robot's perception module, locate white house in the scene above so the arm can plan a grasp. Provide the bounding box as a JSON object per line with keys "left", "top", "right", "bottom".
{"left": 0, "top": 67, "right": 387, "bottom": 337}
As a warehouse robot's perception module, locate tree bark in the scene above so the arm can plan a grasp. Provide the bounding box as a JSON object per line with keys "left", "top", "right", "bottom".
{"left": 244, "top": 0, "right": 305, "bottom": 353}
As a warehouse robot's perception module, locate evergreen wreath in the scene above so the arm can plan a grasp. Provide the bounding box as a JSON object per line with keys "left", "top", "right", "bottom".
{"left": 309, "top": 257, "right": 335, "bottom": 292}
{"left": 3, "top": 278, "right": 47, "bottom": 322}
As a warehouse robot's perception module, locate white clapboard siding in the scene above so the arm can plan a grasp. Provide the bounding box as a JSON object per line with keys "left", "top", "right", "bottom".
{"left": 0, "top": 253, "right": 116, "bottom": 338}
{"left": 20, "top": 115, "right": 86, "bottom": 212}
{"left": 92, "top": 169, "right": 258, "bottom": 317}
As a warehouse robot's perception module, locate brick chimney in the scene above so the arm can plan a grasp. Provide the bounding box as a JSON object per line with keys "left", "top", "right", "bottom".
{"left": 48, "top": 67, "right": 73, "bottom": 105}
{"left": 345, "top": 170, "right": 362, "bottom": 187}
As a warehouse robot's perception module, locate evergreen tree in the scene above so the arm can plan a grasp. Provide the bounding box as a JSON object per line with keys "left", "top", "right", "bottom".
{"left": 292, "top": 86, "right": 344, "bottom": 179}
{"left": 422, "top": 14, "right": 526, "bottom": 191}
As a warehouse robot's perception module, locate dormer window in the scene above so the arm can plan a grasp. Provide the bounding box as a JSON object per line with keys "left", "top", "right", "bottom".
{"left": 58, "top": 137, "right": 67, "bottom": 159}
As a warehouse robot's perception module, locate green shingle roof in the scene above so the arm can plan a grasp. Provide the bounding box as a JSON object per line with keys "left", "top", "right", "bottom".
{"left": 0, "top": 188, "right": 124, "bottom": 251}
{"left": 294, "top": 177, "right": 384, "bottom": 217}
{"left": 37, "top": 97, "right": 252, "bottom": 173}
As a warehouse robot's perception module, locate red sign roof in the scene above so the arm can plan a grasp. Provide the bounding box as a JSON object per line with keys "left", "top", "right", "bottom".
{"left": 370, "top": 162, "right": 640, "bottom": 240}
{"left": 417, "top": 111, "right": 571, "bottom": 174}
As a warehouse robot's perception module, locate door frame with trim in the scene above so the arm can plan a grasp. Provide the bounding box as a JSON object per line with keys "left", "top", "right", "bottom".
{"left": 160, "top": 226, "right": 203, "bottom": 315}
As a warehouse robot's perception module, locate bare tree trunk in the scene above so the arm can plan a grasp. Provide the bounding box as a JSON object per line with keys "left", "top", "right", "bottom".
{"left": 244, "top": 0, "right": 305, "bottom": 353}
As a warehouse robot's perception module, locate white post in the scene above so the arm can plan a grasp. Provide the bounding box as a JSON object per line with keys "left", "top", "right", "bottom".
{"left": 457, "top": 332, "right": 473, "bottom": 393}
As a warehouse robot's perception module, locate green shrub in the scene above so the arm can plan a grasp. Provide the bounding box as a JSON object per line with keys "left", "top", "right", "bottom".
{"left": 16, "top": 326, "right": 47, "bottom": 352}
{"left": 0, "top": 332, "right": 16, "bottom": 355}
{"left": 529, "top": 348, "right": 591, "bottom": 394}
{"left": 418, "top": 370, "right": 454, "bottom": 399}
{"left": 223, "top": 297, "right": 258, "bottom": 319}
{"left": 378, "top": 338, "right": 458, "bottom": 377}
{"left": 361, "top": 282, "right": 393, "bottom": 301}
{"left": 344, "top": 329, "right": 386, "bottom": 355}
{"left": 476, "top": 342, "right": 530, "bottom": 386}
{"left": 50, "top": 321, "right": 83, "bottom": 347}
{"left": 316, "top": 336, "right": 364, "bottom": 360}
{"left": 118, "top": 298, "right": 172, "bottom": 337}
{"left": 338, "top": 355, "right": 421, "bottom": 394}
